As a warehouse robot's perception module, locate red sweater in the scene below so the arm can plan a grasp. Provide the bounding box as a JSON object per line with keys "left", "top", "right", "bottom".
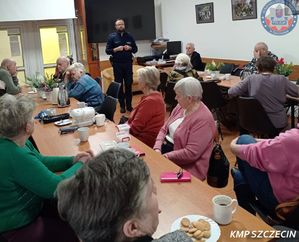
{"left": 128, "top": 92, "right": 165, "bottom": 147}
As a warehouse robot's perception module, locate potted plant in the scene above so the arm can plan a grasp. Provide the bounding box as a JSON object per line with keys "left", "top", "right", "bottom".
{"left": 206, "top": 61, "right": 224, "bottom": 71}
{"left": 275, "top": 58, "right": 293, "bottom": 77}
{"left": 43, "top": 73, "right": 59, "bottom": 103}
{"left": 205, "top": 61, "right": 224, "bottom": 78}
{"left": 44, "top": 73, "right": 58, "bottom": 91}
{"left": 25, "top": 73, "right": 46, "bottom": 98}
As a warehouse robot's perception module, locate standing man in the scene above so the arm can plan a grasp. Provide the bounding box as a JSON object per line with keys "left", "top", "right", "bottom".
{"left": 106, "top": 19, "right": 138, "bottom": 113}
{"left": 185, "top": 42, "right": 205, "bottom": 71}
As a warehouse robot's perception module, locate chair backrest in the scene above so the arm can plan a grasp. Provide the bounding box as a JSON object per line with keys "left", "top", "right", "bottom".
{"left": 0, "top": 80, "right": 6, "bottom": 97}
{"left": 220, "top": 63, "right": 236, "bottom": 74}
{"left": 98, "top": 95, "right": 118, "bottom": 121}
{"left": 106, "top": 81, "right": 121, "bottom": 99}
{"left": 237, "top": 97, "right": 279, "bottom": 137}
{"left": 200, "top": 62, "right": 206, "bottom": 71}
{"left": 94, "top": 76, "right": 103, "bottom": 87}
{"left": 231, "top": 67, "right": 244, "bottom": 77}
{"left": 158, "top": 72, "right": 168, "bottom": 95}
{"left": 201, "top": 81, "right": 226, "bottom": 111}
{"left": 164, "top": 81, "right": 177, "bottom": 111}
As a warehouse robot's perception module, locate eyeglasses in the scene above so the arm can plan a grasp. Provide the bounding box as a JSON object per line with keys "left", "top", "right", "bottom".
{"left": 176, "top": 168, "right": 183, "bottom": 179}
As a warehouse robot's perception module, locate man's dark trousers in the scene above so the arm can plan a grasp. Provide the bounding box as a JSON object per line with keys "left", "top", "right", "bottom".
{"left": 113, "top": 62, "right": 133, "bottom": 110}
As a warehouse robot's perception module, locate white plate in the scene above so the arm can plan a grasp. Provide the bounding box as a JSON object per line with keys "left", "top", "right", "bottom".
{"left": 54, "top": 119, "right": 72, "bottom": 126}
{"left": 170, "top": 215, "right": 221, "bottom": 242}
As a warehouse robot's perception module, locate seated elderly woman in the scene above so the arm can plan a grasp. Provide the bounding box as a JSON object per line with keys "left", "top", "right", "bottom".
{"left": 0, "top": 94, "right": 93, "bottom": 242}
{"left": 230, "top": 131, "right": 299, "bottom": 227}
{"left": 153, "top": 77, "right": 216, "bottom": 181}
{"left": 66, "top": 62, "right": 104, "bottom": 109}
{"left": 127, "top": 66, "right": 165, "bottom": 147}
{"left": 228, "top": 56, "right": 299, "bottom": 131}
{"left": 57, "top": 148, "right": 192, "bottom": 242}
{"left": 168, "top": 53, "right": 200, "bottom": 83}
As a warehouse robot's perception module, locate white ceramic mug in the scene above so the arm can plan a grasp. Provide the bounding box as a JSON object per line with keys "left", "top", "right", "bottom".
{"left": 212, "top": 195, "right": 238, "bottom": 225}
{"left": 77, "top": 102, "right": 86, "bottom": 108}
{"left": 225, "top": 73, "right": 231, "bottom": 80}
{"left": 211, "top": 72, "right": 216, "bottom": 79}
{"left": 95, "top": 114, "right": 106, "bottom": 126}
{"left": 78, "top": 127, "right": 89, "bottom": 142}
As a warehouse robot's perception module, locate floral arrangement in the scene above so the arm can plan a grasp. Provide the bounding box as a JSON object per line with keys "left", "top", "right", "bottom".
{"left": 275, "top": 58, "right": 293, "bottom": 77}
{"left": 26, "top": 73, "right": 45, "bottom": 89}
{"left": 43, "top": 73, "right": 58, "bottom": 91}
{"left": 26, "top": 73, "right": 58, "bottom": 91}
{"left": 205, "top": 61, "right": 224, "bottom": 71}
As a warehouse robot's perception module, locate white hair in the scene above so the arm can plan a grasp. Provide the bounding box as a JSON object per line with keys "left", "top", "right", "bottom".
{"left": 67, "top": 62, "right": 85, "bottom": 74}
{"left": 186, "top": 42, "right": 195, "bottom": 49}
{"left": 174, "top": 77, "right": 203, "bottom": 101}
{"left": 174, "top": 53, "right": 192, "bottom": 70}
{"left": 255, "top": 42, "right": 268, "bottom": 51}
{"left": 0, "top": 94, "right": 35, "bottom": 138}
{"left": 137, "top": 66, "right": 160, "bottom": 90}
{"left": 56, "top": 56, "right": 70, "bottom": 65}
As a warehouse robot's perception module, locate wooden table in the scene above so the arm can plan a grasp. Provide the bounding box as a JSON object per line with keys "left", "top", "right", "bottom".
{"left": 197, "top": 71, "right": 241, "bottom": 89}
{"left": 31, "top": 95, "right": 273, "bottom": 242}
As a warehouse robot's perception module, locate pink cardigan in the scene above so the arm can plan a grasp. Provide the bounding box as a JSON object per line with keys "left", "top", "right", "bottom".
{"left": 238, "top": 127, "right": 299, "bottom": 203}
{"left": 154, "top": 103, "right": 216, "bottom": 180}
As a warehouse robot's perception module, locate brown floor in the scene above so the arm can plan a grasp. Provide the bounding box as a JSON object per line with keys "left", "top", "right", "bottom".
{"left": 114, "top": 93, "right": 239, "bottom": 199}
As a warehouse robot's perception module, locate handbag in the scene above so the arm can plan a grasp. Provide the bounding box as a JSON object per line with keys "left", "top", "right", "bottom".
{"left": 207, "top": 142, "right": 229, "bottom": 188}
{"left": 275, "top": 195, "right": 299, "bottom": 221}
{"left": 119, "top": 115, "right": 129, "bottom": 125}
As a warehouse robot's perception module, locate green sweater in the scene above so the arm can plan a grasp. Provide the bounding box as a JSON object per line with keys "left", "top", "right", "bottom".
{"left": 0, "top": 138, "right": 83, "bottom": 233}
{"left": 0, "top": 68, "right": 21, "bottom": 95}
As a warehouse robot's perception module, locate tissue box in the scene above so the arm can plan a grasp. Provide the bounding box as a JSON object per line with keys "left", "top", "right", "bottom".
{"left": 116, "top": 131, "right": 131, "bottom": 142}
{"left": 116, "top": 124, "right": 130, "bottom": 133}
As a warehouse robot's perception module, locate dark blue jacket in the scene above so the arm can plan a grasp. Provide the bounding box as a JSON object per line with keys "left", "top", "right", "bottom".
{"left": 105, "top": 32, "right": 138, "bottom": 63}
{"left": 67, "top": 74, "right": 104, "bottom": 107}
